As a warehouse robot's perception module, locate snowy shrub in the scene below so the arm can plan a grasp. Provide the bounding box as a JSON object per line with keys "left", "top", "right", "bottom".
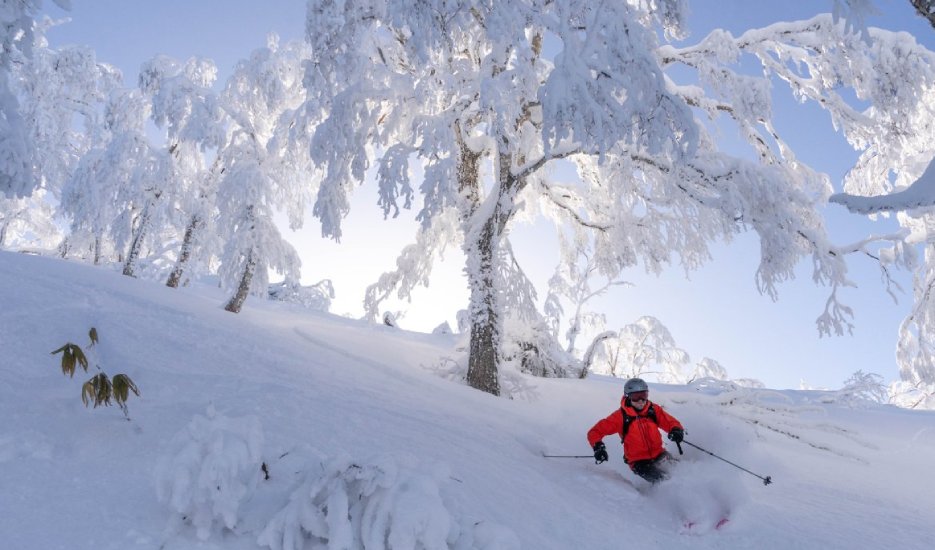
{"left": 432, "top": 321, "right": 453, "bottom": 335}
{"left": 268, "top": 279, "right": 334, "bottom": 312}
{"left": 500, "top": 316, "right": 574, "bottom": 379}
{"left": 155, "top": 407, "right": 264, "bottom": 540}
{"left": 261, "top": 455, "right": 447, "bottom": 549}
{"left": 497, "top": 369, "right": 543, "bottom": 402}
{"left": 732, "top": 378, "right": 766, "bottom": 389}
{"left": 427, "top": 348, "right": 541, "bottom": 401}
{"left": 687, "top": 376, "right": 741, "bottom": 394}
{"left": 889, "top": 380, "right": 935, "bottom": 410}
{"left": 428, "top": 355, "right": 468, "bottom": 384}
{"left": 826, "top": 370, "right": 888, "bottom": 407}
{"left": 259, "top": 453, "right": 518, "bottom": 550}
{"left": 689, "top": 358, "right": 729, "bottom": 383}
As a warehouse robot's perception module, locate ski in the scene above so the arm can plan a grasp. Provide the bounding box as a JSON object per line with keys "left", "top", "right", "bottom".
{"left": 681, "top": 516, "right": 729, "bottom": 534}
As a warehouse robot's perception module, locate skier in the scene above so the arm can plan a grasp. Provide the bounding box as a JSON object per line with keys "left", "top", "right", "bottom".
{"left": 587, "top": 377, "right": 685, "bottom": 483}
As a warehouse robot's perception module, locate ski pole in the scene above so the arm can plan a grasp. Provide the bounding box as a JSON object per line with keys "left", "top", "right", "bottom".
{"left": 683, "top": 440, "right": 773, "bottom": 486}
{"left": 541, "top": 453, "right": 593, "bottom": 458}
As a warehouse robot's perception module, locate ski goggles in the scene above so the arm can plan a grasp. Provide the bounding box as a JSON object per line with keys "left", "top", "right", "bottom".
{"left": 628, "top": 391, "right": 648, "bottom": 402}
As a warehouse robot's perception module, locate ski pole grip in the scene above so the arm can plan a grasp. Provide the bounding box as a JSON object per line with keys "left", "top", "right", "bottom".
{"left": 676, "top": 441, "right": 683, "bottom": 455}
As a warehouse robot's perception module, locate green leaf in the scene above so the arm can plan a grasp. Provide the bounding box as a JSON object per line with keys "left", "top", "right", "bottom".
{"left": 62, "top": 348, "right": 76, "bottom": 377}
{"left": 112, "top": 374, "right": 140, "bottom": 405}
{"left": 72, "top": 346, "right": 88, "bottom": 372}
{"left": 86, "top": 373, "right": 112, "bottom": 408}
{"left": 81, "top": 379, "right": 95, "bottom": 407}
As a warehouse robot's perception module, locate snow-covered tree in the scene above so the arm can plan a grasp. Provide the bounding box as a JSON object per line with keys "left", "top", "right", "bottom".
{"left": 889, "top": 377, "right": 935, "bottom": 408}
{"left": 544, "top": 234, "right": 631, "bottom": 355}
{"left": 500, "top": 314, "right": 575, "bottom": 379}
{"left": 307, "top": 2, "right": 935, "bottom": 397}
{"left": 2, "top": 12, "right": 119, "bottom": 254}
{"left": 798, "top": 22, "right": 935, "bottom": 408}
{"left": 0, "top": 190, "right": 57, "bottom": 250}
{"left": 894, "top": 255, "right": 935, "bottom": 408}
{"left": 593, "top": 316, "right": 691, "bottom": 382}
{"left": 20, "top": 37, "right": 119, "bottom": 195}
{"left": 62, "top": 88, "right": 161, "bottom": 270}
{"left": 216, "top": 36, "right": 312, "bottom": 313}
{"left": 137, "top": 55, "right": 224, "bottom": 287}
{"left": 0, "top": 0, "right": 47, "bottom": 199}
{"left": 910, "top": 0, "right": 935, "bottom": 28}
{"left": 268, "top": 279, "right": 334, "bottom": 311}
{"left": 834, "top": 370, "right": 888, "bottom": 405}
{"left": 689, "top": 358, "right": 729, "bottom": 383}
{"left": 307, "top": 0, "right": 687, "bottom": 395}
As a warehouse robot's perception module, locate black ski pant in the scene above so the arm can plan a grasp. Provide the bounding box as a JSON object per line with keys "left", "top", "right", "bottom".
{"left": 630, "top": 451, "right": 675, "bottom": 484}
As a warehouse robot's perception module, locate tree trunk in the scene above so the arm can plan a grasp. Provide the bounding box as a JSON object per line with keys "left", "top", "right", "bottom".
{"left": 464, "top": 150, "right": 520, "bottom": 396}
{"left": 465, "top": 215, "right": 501, "bottom": 395}
{"left": 579, "top": 331, "right": 617, "bottom": 379}
{"left": 455, "top": 129, "right": 503, "bottom": 395}
{"left": 93, "top": 235, "right": 101, "bottom": 265}
{"left": 57, "top": 238, "right": 69, "bottom": 258}
{"left": 122, "top": 203, "right": 151, "bottom": 277}
{"left": 166, "top": 214, "right": 200, "bottom": 288}
{"left": 911, "top": 0, "right": 935, "bottom": 29}
{"left": 224, "top": 251, "right": 256, "bottom": 313}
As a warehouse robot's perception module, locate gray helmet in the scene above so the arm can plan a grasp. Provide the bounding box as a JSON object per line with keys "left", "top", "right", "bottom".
{"left": 624, "top": 377, "right": 649, "bottom": 395}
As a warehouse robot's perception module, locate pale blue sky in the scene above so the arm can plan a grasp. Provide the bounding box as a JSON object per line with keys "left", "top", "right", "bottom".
{"left": 39, "top": 1, "right": 935, "bottom": 390}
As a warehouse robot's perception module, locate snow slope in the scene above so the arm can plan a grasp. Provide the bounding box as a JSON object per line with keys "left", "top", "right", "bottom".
{"left": 1, "top": 250, "right": 933, "bottom": 549}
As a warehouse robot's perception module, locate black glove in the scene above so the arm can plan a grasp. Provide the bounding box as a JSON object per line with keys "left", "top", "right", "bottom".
{"left": 593, "top": 441, "right": 609, "bottom": 464}
{"left": 667, "top": 427, "right": 684, "bottom": 443}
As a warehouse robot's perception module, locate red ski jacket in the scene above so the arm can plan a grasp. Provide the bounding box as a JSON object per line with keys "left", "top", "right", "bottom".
{"left": 587, "top": 396, "right": 683, "bottom": 465}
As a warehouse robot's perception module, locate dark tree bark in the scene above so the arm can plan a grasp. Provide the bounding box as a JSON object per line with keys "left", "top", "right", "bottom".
{"left": 454, "top": 127, "right": 505, "bottom": 395}
{"left": 166, "top": 214, "right": 200, "bottom": 288}
{"left": 224, "top": 250, "right": 256, "bottom": 314}
{"left": 464, "top": 149, "right": 521, "bottom": 396}
{"left": 122, "top": 203, "right": 151, "bottom": 277}
{"left": 911, "top": 0, "right": 935, "bottom": 29}
{"left": 465, "top": 214, "right": 501, "bottom": 395}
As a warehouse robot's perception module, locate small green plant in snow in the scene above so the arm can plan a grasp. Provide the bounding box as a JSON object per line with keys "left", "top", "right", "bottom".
{"left": 51, "top": 327, "right": 140, "bottom": 419}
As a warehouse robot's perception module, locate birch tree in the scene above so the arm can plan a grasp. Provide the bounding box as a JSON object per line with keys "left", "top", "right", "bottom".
{"left": 33, "top": 48, "right": 120, "bottom": 260}
{"left": 3, "top": 11, "right": 119, "bottom": 254}
{"left": 216, "top": 36, "right": 311, "bottom": 313}
{"left": 138, "top": 55, "right": 224, "bottom": 287}
{"left": 307, "top": 2, "right": 935, "bottom": 397}
{"left": 63, "top": 88, "right": 161, "bottom": 271}
{"left": 0, "top": 0, "right": 47, "bottom": 199}
{"left": 592, "top": 316, "right": 691, "bottom": 382}
{"left": 0, "top": 191, "right": 56, "bottom": 249}
{"left": 910, "top": 0, "right": 935, "bottom": 28}
{"left": 544, "top": 234, "right": 630, "bottom": 356}
{"left": 20, "top": 39, "right": 119, "bottom": 196}
{"left": 793, "top": 16, "right": 935, "bottom": 408}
